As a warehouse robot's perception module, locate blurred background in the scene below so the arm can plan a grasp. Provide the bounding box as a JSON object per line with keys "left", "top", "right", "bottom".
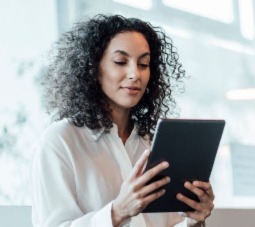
{"left": 0, "top": 0, "right": 255, "bottom": 208}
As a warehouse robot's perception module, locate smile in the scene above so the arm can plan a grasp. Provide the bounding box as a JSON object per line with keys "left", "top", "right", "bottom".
{"left": 121, "top": 86, "right": 141, "bottom": 95}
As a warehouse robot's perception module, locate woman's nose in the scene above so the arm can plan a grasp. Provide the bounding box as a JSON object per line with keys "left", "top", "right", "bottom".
{"left": 127, "top": 65, "right": 140, "bottom": 80}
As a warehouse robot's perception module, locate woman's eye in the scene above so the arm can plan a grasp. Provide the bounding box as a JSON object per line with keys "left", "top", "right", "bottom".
{"left": 114, "top": 61, "right": 126, "bottom": 65}
{"left": 139, "top": 63, "right": 149, "bottom": 68}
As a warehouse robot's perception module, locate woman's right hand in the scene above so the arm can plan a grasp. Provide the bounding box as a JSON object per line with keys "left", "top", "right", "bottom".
{"left": 112, "top": 149, "right": 170, "bottom": 226}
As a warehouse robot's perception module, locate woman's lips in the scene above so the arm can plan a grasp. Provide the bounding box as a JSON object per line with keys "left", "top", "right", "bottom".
{"left": 121, "top": 86, "right": 141, "bottom": 95}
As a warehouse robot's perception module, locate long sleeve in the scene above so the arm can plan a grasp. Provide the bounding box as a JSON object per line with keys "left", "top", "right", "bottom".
{"left": 30, "top": 138, "right": 114, "bottom": 227}
{"left": 186, "top": 219, "right": 206, "bottom": 227}
{"left": 173, "top": 216, "right": 206, "bottom": 227}
{"left": 165, "top": 212, "right": 206, "bottom": 227}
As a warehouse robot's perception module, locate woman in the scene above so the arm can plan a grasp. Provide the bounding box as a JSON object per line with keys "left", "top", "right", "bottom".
{"left": 30, "top": 14, "right": 214, "bottom": 226}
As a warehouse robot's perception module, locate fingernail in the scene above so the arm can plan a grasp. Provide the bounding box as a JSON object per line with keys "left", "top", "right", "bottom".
{"left": 185, "top": 182, "right": 191, "bottom": 187}
{"left": 163, "top": 162, "right": 169, "bottom": 167}
{"left": 166, "top": 177, "right": 171, "bottom": 182}
{"left": 177, "top": 193, "right": 183, "bottom": 199}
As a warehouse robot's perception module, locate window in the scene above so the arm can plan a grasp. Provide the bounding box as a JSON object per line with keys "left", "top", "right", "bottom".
{"left": 239, "top": 0, "right": 255, "bottom": 40}
{"left": 163, "top": 0, "right": 234, "bottom": 23}
{"left": 113, "top": 0, "right": 152, "bottom": 10}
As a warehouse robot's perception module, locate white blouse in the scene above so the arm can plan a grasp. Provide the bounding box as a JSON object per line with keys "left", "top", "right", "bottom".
{"left": 30, "top": 119, "right": 198, "bottom": 227}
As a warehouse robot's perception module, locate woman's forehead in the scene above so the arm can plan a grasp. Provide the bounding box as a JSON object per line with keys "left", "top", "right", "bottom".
{"left": 105, "top": 31, "right": 150, "bottom": 55}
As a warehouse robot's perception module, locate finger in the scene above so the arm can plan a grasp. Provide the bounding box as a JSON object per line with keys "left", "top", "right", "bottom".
{"left": 130, "top": 150, "right": 150, "bottom": 179}
{"left": 192, "top": 181, "right": 211, "bottom": 190}
{"left": 143, "top": 188, "right": 166, "bottom": 206}
{"left": 184, "top": 182, "right": 208, "bottom": 202}
{"left": 176, "top": 193, "right": 203, "bottom": 211}
{"left": 135, "top": 161, "right": 169, "bottom": 188}
{"left": 138, "top": 176, "right": 170, "bottom": 198}
{"left": 193, "top": 181, "right": 214, "bottom": 199}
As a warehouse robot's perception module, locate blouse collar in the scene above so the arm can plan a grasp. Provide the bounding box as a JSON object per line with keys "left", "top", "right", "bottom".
{"left": 85, "top": 123, "right": 139, "bottom": 142}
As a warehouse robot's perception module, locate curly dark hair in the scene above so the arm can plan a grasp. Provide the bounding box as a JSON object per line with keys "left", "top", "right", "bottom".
{"left": 42, "top": 14, "right": 185, "bottom": 139}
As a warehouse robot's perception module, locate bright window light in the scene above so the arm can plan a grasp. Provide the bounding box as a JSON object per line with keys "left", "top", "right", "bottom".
{"left": 226, "top": 88, "right": 255, "bottom": 100}
{"left": 163, "top": 0, "right": 234, "bottom": 23}
{"left": 208, "top": 37, "right": 255, "bottom": 55}
{"left": 163, "top": 25, "right": 194, "bottom": 39}
{"left": 239, "top": 0, "right": 255, "bottom": 40}
{"left": 113, "top": 0, "right": 152, "bottom": 11}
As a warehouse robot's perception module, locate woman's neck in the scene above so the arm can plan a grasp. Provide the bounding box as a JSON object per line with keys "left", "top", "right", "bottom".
{"left": 111, "top": 107, "right": 132, "bottom": 144}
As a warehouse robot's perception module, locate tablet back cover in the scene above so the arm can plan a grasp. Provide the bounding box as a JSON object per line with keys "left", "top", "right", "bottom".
{"left": 143, "top": 119, "right": 225, "bottom": 213}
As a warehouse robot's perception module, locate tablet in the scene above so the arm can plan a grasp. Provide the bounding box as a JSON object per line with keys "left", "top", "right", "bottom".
{"left": 142, "top": 118, "right": 225, "bottom": 213}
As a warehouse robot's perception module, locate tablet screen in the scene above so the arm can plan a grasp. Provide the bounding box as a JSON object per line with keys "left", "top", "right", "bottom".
{"left": 142, "top": 119, "right": 225, "bottom": 213}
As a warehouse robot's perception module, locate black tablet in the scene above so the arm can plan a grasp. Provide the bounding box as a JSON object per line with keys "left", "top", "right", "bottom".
{"left": 142, "top": 118, "right": 225, "bottom": 213}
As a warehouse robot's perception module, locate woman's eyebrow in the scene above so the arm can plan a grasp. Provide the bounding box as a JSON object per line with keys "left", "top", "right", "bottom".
{"left": 113, "top": 50, "right": 150, "bottom": 59}
{"left": 139, "top": 52, "right": 150, "bottom": 59}
{"left": 113, "top": 50, "right": 129, "bottom": 56}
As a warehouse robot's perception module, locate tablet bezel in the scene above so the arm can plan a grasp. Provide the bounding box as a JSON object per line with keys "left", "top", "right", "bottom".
{"left": 142, "top": 118, "right": 225, "bottom": 213}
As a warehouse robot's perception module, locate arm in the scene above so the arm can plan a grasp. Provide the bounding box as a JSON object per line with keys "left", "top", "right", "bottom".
{"left": 112, "top": 150, "right": 170, "bottom": 226}
{"left": 30, "top": 140, "right": 170, "bottom": 227}
{"left": 30, "top": 139, "right": 114, "bottom": 227}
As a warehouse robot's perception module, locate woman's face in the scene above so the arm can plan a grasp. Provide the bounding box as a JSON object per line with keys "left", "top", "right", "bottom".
{"left": 99, "top": 31, "right": 150, "bottom": 111}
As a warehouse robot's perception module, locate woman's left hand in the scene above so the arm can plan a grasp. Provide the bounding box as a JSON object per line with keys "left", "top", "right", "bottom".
{"left": 176, "top": 181, "right": 214, "bottom": 222}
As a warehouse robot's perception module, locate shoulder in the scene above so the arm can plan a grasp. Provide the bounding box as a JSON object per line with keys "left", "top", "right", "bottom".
{"left": 30, "top": 120, "right": 77, "bottom": 183}
{"left": 33, "top": 119, "right": 94, "bottom": 166}
{"left": 42, "top": 118, "right": 95, "bottom": 143}
{"left": 42, "top": 119, "right": 76, "bottom": 138}
{"left": 35, "top": 119, "right": 91, "bottom": 156}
